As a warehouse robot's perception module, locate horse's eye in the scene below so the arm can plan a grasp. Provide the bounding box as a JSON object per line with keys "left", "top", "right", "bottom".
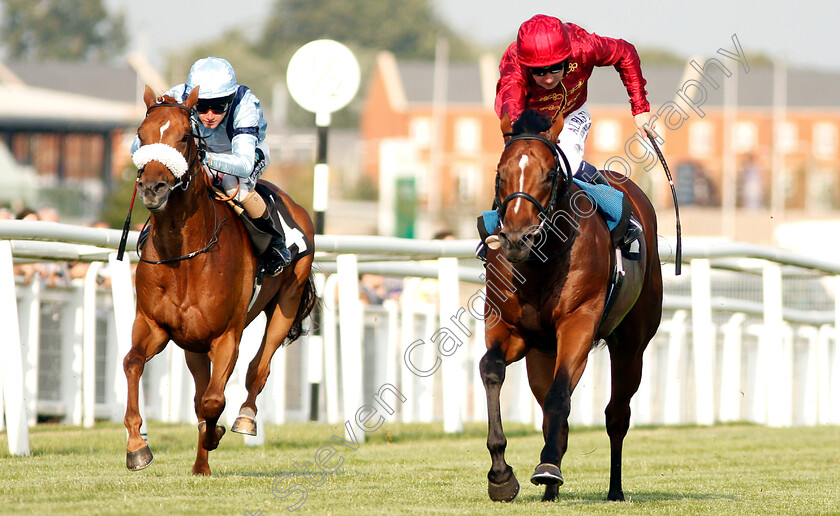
{"left": 181, "top": 134, "right": 190, "bottom": 143}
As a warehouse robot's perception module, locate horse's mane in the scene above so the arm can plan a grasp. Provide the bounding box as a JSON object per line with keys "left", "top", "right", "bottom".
{"left": 512, "top": 110, "right": 552, "bottom": 136}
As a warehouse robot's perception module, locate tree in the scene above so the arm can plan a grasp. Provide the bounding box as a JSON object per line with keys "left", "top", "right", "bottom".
{"left": 258, "top": 0, "right": 479, "bottom": 61}
{"left": 0, "top": 0, "right": 126, "bottom": 61}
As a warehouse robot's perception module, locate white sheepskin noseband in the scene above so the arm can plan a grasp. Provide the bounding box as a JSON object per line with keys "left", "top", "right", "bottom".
{"left": 132, "top": 143, "right": 189, "bottom": 178}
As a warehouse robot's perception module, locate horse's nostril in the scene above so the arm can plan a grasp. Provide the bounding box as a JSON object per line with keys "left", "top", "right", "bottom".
{"left": 524, "top": 233, "right": 537, "bottom": 247}
{"left": 154, "top": 182, "right": 168, "bottom": 194}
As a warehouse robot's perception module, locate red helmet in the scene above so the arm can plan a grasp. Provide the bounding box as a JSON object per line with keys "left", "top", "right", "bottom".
{"left": 516, "top": 15, "right": 571, "bottom": 68}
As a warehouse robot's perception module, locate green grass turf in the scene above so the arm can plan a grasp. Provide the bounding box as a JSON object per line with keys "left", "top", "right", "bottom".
{"left": 1, "top": 421, "right": 838, "bottom": 515}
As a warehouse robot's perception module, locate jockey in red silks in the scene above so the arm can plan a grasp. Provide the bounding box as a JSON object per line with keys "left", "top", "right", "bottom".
{"left": 477, "top": 14, "right": 652, "bottom": 260}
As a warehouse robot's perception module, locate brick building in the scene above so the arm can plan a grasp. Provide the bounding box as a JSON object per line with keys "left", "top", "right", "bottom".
{"left": 361, "top": 51, "right": 840, "bottom": 238}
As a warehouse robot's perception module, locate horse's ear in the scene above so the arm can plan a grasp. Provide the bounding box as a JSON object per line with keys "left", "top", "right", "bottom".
{"left": 143, "top": 85, "right": 157, "bottom": 108}
{"left": 542, "top": 112, "right": 564, "bottom": 144}
{"left": 500, "top": 113, "right": 513, "bottom": 143}
{"left": 184, "top": 86, "right": 200, "bottom": 109}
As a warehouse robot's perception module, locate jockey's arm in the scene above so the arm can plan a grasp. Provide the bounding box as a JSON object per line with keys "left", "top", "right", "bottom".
{"left": 205, "top": 133, "right": 258, "bottom": 179}
{"left": 587, "top": 33, "right": 650, "bottom": 116}
{"left": 494, "top": 42, "right": 530, "bottom": 122}
{"left": 586, "top": 33, "right": 654, "bottom": 137}
{"left": 128, "top": 131, "right": 258, "bottom": 179}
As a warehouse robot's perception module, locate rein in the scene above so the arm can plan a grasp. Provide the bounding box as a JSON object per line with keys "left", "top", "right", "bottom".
{"left": 495, "top": 134, "right": 573, "bottom": 222}
{"left": 138, "top": 196, "right": 230, "bottom": 265}
{"left": 494, "top": 134, "right": 575, "bottom": 261}
{"left": 131, "top": 100, "right": 228, "bottom": 265}
{"left": 142, "top": 101, "right": 207, "bottom": 189}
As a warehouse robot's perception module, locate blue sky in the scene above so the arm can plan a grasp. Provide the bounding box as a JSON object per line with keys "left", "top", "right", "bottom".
{"left": 107, "top": 0, "right": 839, "bottom": 71}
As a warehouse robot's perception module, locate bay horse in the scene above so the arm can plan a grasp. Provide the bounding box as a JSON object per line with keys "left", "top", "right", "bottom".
{"left": 124, "top": 85, "right": 317, "bottom": 475}
{"left": 480, "top": 110, "right": 663, "bottom": 502}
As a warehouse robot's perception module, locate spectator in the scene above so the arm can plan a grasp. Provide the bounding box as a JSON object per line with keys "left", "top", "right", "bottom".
{"left": 13, "top": 208, "right": 45, "bottom": 284}
{"left": 359, "top": 274, "right": 386, "bottom": 305}
{"left": 13, "top": 206, "right": 69, "bottom": 287}
{"left": 69, "top": 221, "right": 112, "bottom": 287}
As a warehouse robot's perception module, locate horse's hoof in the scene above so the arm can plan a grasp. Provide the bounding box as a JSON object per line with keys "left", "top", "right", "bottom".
{"left": 198, "top": 421, "right": 226, "bottom": 450}
{"left": 608, "top": 489, "right": 625, "bottom": 502}
{"left": 231, "top": 415, "right": 257, "bottom": 436}
{"left": 488, "top": 473, "right": 520, "bottom": 502}
{"left": 530, "top": 463, "right": 563, "bottom": 486}
{"left": 126, "top": 445, "right": 154, "bottom": 471}
{"left": 192, "top": 464, "right": 212, "bottom": 476}
{"left": 542, "top": 484, "right": 560, "bottom": 502}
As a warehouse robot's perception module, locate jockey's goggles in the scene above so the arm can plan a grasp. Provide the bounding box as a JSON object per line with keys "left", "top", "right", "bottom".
{"left": 530, "top": 60, "right": 568, "bottom": 77}
{"left": 195, "top": 96, "right": 232, "bottom": 114}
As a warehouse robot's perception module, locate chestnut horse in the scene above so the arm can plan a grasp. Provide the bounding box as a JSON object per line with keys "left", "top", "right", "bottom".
{"left": 124, "top": 86, "right": 317, "bottom": 475}
{"left": 480, "top": 110, "right": 662, "bottom": 502}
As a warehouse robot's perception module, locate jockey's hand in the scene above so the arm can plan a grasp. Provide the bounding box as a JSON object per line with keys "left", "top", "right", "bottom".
{"left": 634, "top": 112, "right": 657, "bottom": 140}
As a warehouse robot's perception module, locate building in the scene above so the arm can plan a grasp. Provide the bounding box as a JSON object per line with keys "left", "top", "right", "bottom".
{"left": 0, "top": 54, "right": 166, "bottom": 221}
{"left": 361, "top": 51, "right": 840, "bottom": 241}
{"left": 361, "top": 52, "right": 502, "bottom": 236}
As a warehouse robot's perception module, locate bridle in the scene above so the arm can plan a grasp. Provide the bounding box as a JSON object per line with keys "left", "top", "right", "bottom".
{"left": 134, "top": 101, "right": 229, "bottom": 264}
{"left": 494, "top": 133, "right": 573, "bottom": 232}
{"left": 138, "top": 101, "right": 207, "bottom": 191}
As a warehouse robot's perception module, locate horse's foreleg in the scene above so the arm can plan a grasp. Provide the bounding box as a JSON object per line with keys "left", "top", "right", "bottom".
{"left": 123, "top": 319, "right": 168, "bottom": 471}
{"left": 480, "top": 346, "right": 519, "bottom": 502}
{"left": 199, "top": 334, "right": 239, "bottom": 454}
{"left": 530, "top": 323, "right": 593, "bottom": 495}
{"left": 604, "top": 337, "right": 645, "bottom": 502}
{"left": 233, "top": 298, "right": 298, "bottom": 436}
{"left": 525, "top": 349, "right": 563, "bottom": 502}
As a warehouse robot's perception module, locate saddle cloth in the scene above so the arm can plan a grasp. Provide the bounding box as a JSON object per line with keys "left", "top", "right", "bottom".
{"left": 221, "top": 183, "right": 314, "bottom": 264}
{"left": 480, "top": 180, "right": 628, "bottom": 240}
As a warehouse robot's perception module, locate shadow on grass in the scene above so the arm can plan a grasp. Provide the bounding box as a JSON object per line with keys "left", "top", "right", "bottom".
{"left": 516, "top": 489, "right": 738, "bottom": 505}
{"left": 215, "top": 468, "right": 343, "bottom": 481}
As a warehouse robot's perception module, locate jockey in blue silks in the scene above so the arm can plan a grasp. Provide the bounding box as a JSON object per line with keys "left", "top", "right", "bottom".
{"left": 132, "top": 57, "right": 290, "bottom": 275}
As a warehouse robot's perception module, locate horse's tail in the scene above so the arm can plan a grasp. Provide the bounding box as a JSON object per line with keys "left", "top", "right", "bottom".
{"left": 285, "top": 273, "right": 319, "bottom": 344}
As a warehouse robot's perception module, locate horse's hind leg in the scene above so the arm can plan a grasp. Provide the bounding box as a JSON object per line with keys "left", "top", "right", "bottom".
{"left": 123, "top": 318, "right": 168, "bottom": 471}
{"left": 185, "top": 350, "right": 213, "bottom": 476}
{"left": 233, "top": 288, "right": 302, "bottom": 436}
{"left": 603, "top": 334, "right": 646, "bottom": 501}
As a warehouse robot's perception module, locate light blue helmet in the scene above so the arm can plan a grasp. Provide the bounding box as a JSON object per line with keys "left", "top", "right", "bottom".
{"left": 185, "top": 57, "right": 237, "bottom": 99}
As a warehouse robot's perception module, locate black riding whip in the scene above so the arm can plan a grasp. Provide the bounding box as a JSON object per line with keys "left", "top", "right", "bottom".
{"left": 117, "top": 169, "right": 142, "bottom": 261}
{"left": 645, "top": 129, "right": 682, "bottom": 275}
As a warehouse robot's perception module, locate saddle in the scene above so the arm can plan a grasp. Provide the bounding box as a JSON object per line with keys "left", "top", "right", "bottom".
{"left": 213, "top": 183, "right": 313, "bottom": 264}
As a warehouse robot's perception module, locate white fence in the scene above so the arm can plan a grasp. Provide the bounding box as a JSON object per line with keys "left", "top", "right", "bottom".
{"left": 1, "top": 220, "right": 839, "bottom": 456}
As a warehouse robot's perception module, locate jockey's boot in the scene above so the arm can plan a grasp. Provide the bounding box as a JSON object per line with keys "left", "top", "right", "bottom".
{"left": 576, "top": 161, "right": 610, "bottom": 185}
{"left": 240, "top": 190, "right": 292, "bottom": 276}
{"left": 619, "top": 215, "right": 643, "bottom": 256}
{"left": 261, "top": 236, "right": 293, "bottom": 276}
{"left": 475, "top": 202, "right": 501, "bottom": 262}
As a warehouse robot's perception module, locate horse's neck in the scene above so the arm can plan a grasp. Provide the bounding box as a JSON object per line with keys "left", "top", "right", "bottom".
{"left": 151, "top": 180, "right": 214, "bottom": 250}
{"left": 539, "top": 196, "right": 580, "bottom": 256}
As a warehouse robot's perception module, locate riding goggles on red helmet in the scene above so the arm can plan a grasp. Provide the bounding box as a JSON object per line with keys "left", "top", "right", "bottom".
{"left": 530, "top": 59, "right": 569, "bottom": 77}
